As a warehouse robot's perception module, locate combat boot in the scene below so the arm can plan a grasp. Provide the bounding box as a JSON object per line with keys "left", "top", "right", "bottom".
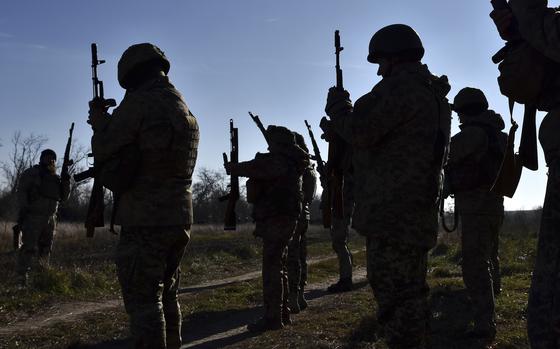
{"left": 288, "top": 293, "right": 300, "bottom": 314}
{"left": 16, "top": 273, "right": 28, "bottom": 289}
{"left": 298, "top": 290, "right": 308, "bottom": 310}
{"left": 282, "top": 308, "right": 292, "bottom": 325}
{"left": 327, "top": 277, "right": 353, "bottom": 293}
{"left": 247, "top": 317, "right": 284, "bottom": 333}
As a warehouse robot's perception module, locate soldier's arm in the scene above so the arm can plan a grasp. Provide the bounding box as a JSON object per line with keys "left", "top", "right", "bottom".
{"left": 16, "top": 170, "right": 32, "bottom": 213}
{"left": 91, "top": 94, "right": 143, "bottom": 163}
{"left": 510, "top": 0, "right": 560, "bottom": 62}
{"left": 447, "top": 127, "right": 488, "bottom": 165}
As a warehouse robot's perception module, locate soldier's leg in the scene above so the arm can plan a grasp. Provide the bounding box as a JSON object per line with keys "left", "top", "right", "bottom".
{"left": 329, "top": 217, "right": 352, "bottom": 291}
{"left": 16, "top": 216, "right": 44, "bottom": 278}
{"left": 162, "top": 227, "right": 190, "bottom": 349}
{"left": 281, "top": 245, "right": 291, "bottom": 324}
{"left": 116, "top": 227, "right": 169, "bottom": 349}
{"left": 299, "top": 219, "right": 309, "bottom": 309}
{"left": 528, "top": 170, "right": 560, "bottom": 349}
{"left": 37, "top": 216, "right": 56, "bottom": 265}
{"left": 461, "top": 214, "right": 496, "bottom": 339}
{"left": 366, "top": 237, "right": 430, "bottom": 349}
{"left": 287, "top": 219, "right": 303, "bottom": 312}
{"left": 490, "top": 215, "right": 503, "bottom": 295}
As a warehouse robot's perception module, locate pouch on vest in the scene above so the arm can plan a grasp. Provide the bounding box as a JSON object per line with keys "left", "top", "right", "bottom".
{"left": 100, "top": 143, "right": 141, "bottom": 194}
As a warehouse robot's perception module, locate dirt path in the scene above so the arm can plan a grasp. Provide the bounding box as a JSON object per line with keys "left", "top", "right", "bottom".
{"left": 0, "top": 252, "right": 364, "bottom": 336}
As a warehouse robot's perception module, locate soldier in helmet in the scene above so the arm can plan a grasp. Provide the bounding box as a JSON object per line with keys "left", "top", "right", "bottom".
{"left": 491, "top": 3, "right": 560, "bottom": 347}
{"left": 287, "top": 131, "right": 317, "bottom": 313}
{"left": 88, "top": 43, "right": 199, "bottom": 349}
{"left": 445, "top": 87, "right": 507, "bottom": 344}
{"left": 322, "top": 24, "right": 451, "bottom": 348}
{"left": 224, "top": 125, "right": 309, "bottom": 332}
{"left": 16, "top": 149, "right": 70, "bottom": 285}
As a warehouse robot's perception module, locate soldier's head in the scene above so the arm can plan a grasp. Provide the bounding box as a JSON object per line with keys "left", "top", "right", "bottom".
{"left": 266, "top": 125, "right": 296, "bottom": 150}
{"left": 39, "top": 149, "right": 57, "bottom": 173}
{"left": 452, "top": 87, "right": 489, "bottom": 123}
{"left": 367, "top": 24, "right": 424, "bottom": 78}
{"left": 293, "top": 132, "right": 309, "bottom": 154}
{"left": 118, "top": 43, "right": 170, "bottom": 90}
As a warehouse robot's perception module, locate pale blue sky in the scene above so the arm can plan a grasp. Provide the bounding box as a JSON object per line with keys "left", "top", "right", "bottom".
{"left": 0, "top": 0, "right": 549, "bottom": 210}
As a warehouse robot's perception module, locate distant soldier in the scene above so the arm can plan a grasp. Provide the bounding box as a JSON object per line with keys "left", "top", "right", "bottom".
{"left": 88, "top": 43, "right": 199, "bottom": 349}
{"left": 287, "top": 132, "right": 317, "bottom": 313}
{"left": 16, "top": 149, "right": 70, "bottom": 285}
{"left": 491, "top": 2, "right": 560, "bottom": 347}
{"left": 323, "top": 24, "right": 451, "bottom": 348}
{"left": 445, "top": 87, "right": 507, "bottom": 344}
{"left": 225, "top": 125, "right": 309, "bottom": 332}
{"left": 326, "top": 161, "right": 355, "bottom": 293}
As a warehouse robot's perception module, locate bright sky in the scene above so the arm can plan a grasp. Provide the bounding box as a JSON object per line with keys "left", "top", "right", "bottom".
{"left": 0, "top": 0, "right": 549, "bottom": 210}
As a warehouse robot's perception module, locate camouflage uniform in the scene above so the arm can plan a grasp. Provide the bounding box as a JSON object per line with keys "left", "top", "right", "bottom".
{"left": 503, "top": 1, "right": 560, "bottom": 346}
{"left": 16, "top": 163, "right": 70, "bottom": 276}
{"left": 326, "top": 61, "right": 451, "bottom": 348}
{"left": 227, "top": 126, "right": 308, "bottom": 330}
{"left": 446, "top": 106, "right": 508, "bottom": 339}
{"left": 90, "top": 44, "right": 199, "bottom": 349}
{"left": 287, "top": 150, "right": 317, "bottom": 312}
{"left": 330, "top": 169, "right": 355, "bottom": 284}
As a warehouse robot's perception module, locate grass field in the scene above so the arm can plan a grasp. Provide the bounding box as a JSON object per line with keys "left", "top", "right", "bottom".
{"left": 0, "top": 218, "right": 538, "bottom": 349}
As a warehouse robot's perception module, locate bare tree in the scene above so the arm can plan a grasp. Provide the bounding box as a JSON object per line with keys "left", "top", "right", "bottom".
{"left": 0, "top": 131, "right": 48, "bottom": 194}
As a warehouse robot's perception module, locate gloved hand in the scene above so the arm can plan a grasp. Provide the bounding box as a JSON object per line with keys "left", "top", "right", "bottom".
{"left": 319, "top": 116, "right": 336, "bottom": 142}
{"left": 88, "top": 98, "right": 111, "bottom": 131}
{"left": 325, "top": 86, "right": 352, "bottom": 116}
{"left": 490, "top": 9, "right": 515, "bottom": 41}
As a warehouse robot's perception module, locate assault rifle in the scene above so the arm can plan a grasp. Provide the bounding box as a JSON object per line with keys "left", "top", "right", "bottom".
{"left": 248, "top": 111, "right": 269, "bottom": 145}
{"left": 323, "top": 30, "right": 346, "bottom": 222}
{"left": 220, "top": 119, "right": 239, "bottom": 231}
{"left": 74, "top": 43, "right": 116, "bottom": 237}
{"left": 305, "top": 120, "right": 331, "bottom": 228}
{"left": 61, "top": 123, "right": 74, "bottom": 181}
{"left": 490, "top": 0, "right": 539, "bottom": 197}
{"left": 12, "top": 224, "right": 21, "bottom": 251}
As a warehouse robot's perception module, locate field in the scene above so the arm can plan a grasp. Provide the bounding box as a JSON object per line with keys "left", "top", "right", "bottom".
{"left": 0, "top": 215, "right": 538, "bottom": 349}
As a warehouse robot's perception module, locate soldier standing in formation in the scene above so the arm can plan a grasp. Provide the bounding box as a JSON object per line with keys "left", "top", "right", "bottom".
{"left": 16, "top": 149, "right": 70, "bottom": 286}
{"left": 88, "top": 43, "right": 199, "bottom": 349}
{"left": 445, "top": 87, "right": 507, "bottom": 345}
{"left": 225, "top": 125, "right": 309, "bottom": 332}
{"left": 491, "top": 2, "right": 560, "bottom": 347}
{"left": 287, "top": 132, "right": 317, "bottom": 313}
{"left": 323, "top": 24, "right": 451, "bottom": 348}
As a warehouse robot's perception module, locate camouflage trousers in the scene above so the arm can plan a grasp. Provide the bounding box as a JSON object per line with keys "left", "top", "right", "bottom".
{"left": 258, "top": 215, "right": 296, "bottom": 321}
{"left": 528, "top": 160, "right": 560, "bottom": 349}
{"left": 365, "top": 236, "right": 430, "bottom": 349}
{"left": 460, "top": 213, "right": 503, "bottom": 337}
{"left": 116, "top": 226, "right": 190, "bottom": 349}
{"left": 331, "top": 217, "right": 353, "bottom": 280}
{"left": 16, "top": 214, "right": 56, "bottom": 275}
{"left": 287, "top": 218, "right": 308, "bottom": 294}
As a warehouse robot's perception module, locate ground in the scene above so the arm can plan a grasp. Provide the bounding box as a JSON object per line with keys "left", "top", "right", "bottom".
{"left": 0, "top": 221, "right": 535, "bottom": 349}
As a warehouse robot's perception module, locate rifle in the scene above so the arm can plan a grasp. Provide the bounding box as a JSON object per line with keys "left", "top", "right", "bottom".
{"left": 248, "top": 111, "right": 269, "bottom": 145}
{"left": 305, "top": 120, "right": 331, "bottom": 228}
{"left": 12, "top": 224, "right": 21, "bottom": 251}
{"left": 74, "top": 43, "right": 116, "bottom": 237}
{"left": 324, "top": 30, "right": 346, "bottom": 222}
{"left": 220, "top": 119, "right": 239, "bottom": 231}
{"left": 61, "top": 123, "right": 74, "bottom": 180}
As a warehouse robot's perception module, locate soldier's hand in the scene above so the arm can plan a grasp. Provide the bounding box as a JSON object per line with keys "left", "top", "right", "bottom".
{"left": 325, "top": 86, "right": 352, "bottom": 116}
{"left": 319, "top": 116, "right": 335, "bottom": 142}
{"left": 490, "top": 9, "right": 514, "bottom": 41}
{"left": 88, "top": 98, "right": 111, "bottom": 131}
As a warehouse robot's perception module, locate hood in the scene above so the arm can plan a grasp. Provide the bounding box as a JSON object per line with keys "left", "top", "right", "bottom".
{"left": 459, "top": 109, "right": 505, "bottom": 131}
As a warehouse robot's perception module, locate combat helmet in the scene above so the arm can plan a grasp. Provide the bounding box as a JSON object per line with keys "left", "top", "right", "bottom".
{"left": 118, "top": 43, "right": 170, "bottom": 89}
{"left": 367, "top": 24, "right": 424, "bottom": 63}
{"left": 267, "top": 125, "right": 296, "bottom": 146}
{"left": 452, "top": 87, "right": 489, "bottom": 115}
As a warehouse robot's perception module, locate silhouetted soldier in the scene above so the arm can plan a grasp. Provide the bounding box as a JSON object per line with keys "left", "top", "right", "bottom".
{"left": 88, "top": 43, "right": 199, "bottom": 349}
{"left": 323, "top": 24, "right": 451, "bottom": 348}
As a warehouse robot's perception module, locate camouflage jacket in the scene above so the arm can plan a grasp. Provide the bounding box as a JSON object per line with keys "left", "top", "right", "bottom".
{"left": 509, "top": 0, "right": 560, "bottom": 165}
{"left": 300, "top": 164, "right": 318, "bottom": 220}
{"left": 92, "top": 76, "right": 199, "bottom": 227}
{"left": 327, "top": 62, "right": 451, "bottom": 248}
{"left": 17, "top": 164, "right": 70, "bottom": 218}
{"left": 447, "top": 110, "right": 508, "bottom": 215}
{"left": 230, "top": 144, "right": 309, "bottom": 222}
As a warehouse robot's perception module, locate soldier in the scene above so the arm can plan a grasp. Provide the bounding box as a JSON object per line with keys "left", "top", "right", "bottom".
{"left": 287, "top": 132, "right": 317, "bottom": 313}
{"left": 445, "top": 87, "right": 507, "bottom": 344}
{"left": 491, "top": 2, "right": 560, "bottom": 347}
{"left": 16, "top": 149, "right": 70, "bottom": 285}
{"left": 323, "top": 24, "right": 451, "bottom": 348}
{"left": 327, "top": 163, "right": 355, "bottom": 293}
{"left": 88, "top": 43, "right": 199, "bottom": 349}
{"left": 224, "top": 125, "right": 309, "bottom": 332}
